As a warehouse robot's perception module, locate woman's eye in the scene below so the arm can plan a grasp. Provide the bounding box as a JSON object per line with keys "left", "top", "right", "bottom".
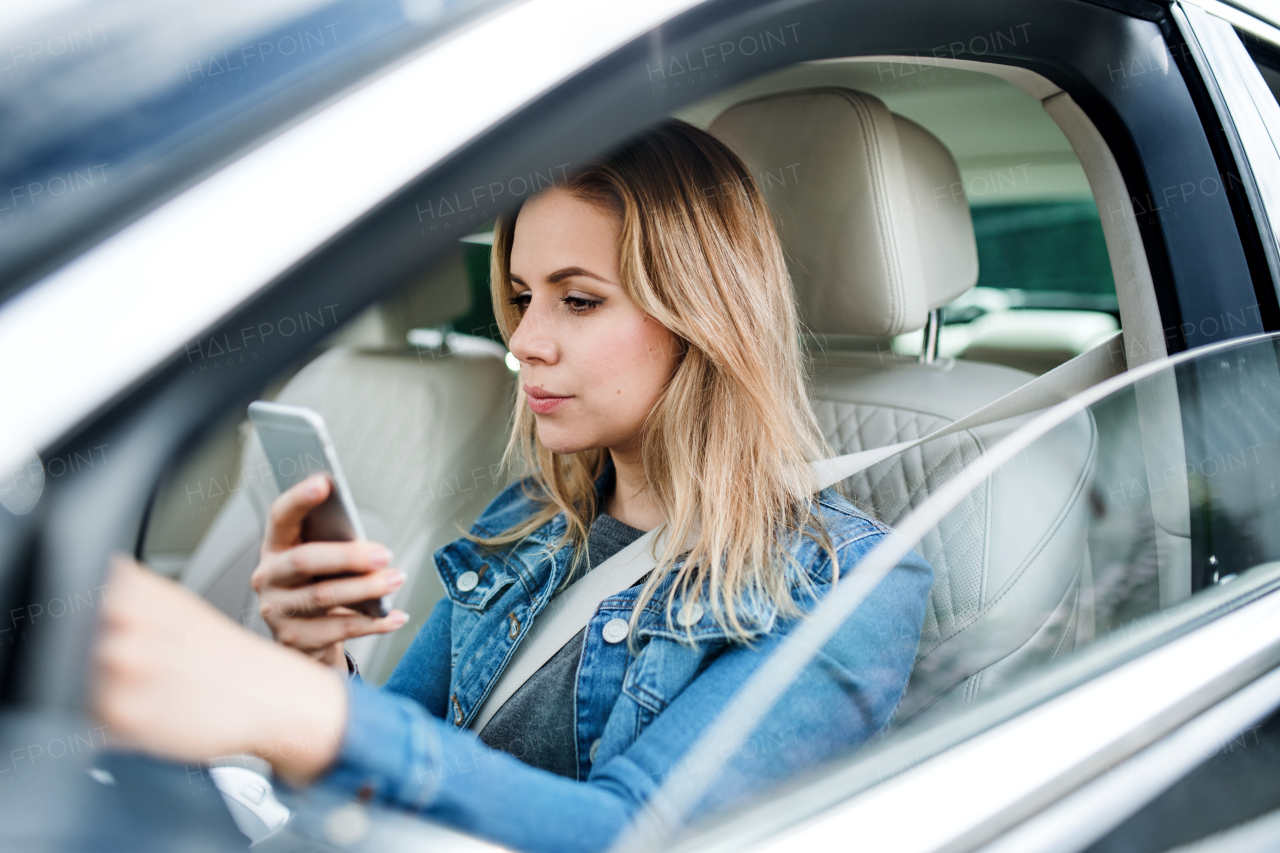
{"left": 506, "top": 292, "right": 531, "bottom": 311}
{"left": 560, "top": 295, "right": 602, "bottom": 315}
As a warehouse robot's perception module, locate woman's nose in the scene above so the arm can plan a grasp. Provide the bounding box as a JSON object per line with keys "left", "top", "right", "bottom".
{"left": 507, "top": 301, "right": 559, "bottom": 366}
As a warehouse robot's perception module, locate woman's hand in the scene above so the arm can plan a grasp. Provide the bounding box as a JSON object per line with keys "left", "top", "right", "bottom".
{"left": 94, "top": 557, "right": 346, "bottom": 785}
{"left": 251, "top": 475, "right": 408, "bottom": 672}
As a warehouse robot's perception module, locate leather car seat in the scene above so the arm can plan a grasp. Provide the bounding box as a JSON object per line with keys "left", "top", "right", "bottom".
{"left": 181, "top": 251, "right": 514, "bottom": 684}
{"left": 710, "top": 89, "right": 1099, "bottom": 726}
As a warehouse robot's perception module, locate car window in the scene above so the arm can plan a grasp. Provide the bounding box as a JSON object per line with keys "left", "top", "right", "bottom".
{"left": 674, "top": 63, "right": 1119, "bottom": 375}
{"left": 116, "top": 38, "right": 1250, "bottom": 850}
{"left": 969, "top": 201, "right": 1116, "bottom": 310}
{"left": 877, "top": 68, "right": 1118, "bottom": 373}
{"left": 1086, "top": 699, "right": 1280, "bottom": 852}
{"left": 0, "top": 0, "right": 508, "bottom": 304}
{"left": 1239, "top": 28, "right": 1280, "bottom": 107}
{"left": 139, "top": 53, "right": 1137, "bottom": 705}
{"left": 419, "top": 65, "right": 1126, "bottom": 375}
{"left": 451, "top": 233, "right": 505, "bottom": 345}
{"left": 655, "top": 332, "right": 1280, "bottom": 850}
{"left": 13, "top": 0, "right": 1280, "bottom": 842}
{"left": 139, "top": 242, "right": 519, "bottom": 683}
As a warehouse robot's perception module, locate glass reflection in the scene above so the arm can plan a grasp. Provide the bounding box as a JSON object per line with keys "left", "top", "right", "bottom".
{"left": 653, "top": 334, "right": 1280, "bottom": 847}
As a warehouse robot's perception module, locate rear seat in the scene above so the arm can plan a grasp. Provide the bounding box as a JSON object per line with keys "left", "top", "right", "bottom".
{"left": 181, "top": 250, "right": 514, "bottom": 684}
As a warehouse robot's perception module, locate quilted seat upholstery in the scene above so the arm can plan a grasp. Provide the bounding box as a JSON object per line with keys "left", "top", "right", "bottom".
{"left": 810, "top": 354, "right": 1096, "bottom": 725}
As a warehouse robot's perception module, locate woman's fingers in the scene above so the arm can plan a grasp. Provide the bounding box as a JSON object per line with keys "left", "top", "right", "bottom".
{"left": 332, "top": 609, "right": 409, "bottom": 639}
{"left": 249, "top": 536, "right": 404, "bottom": 664}
{"left": 251, "top": 540, "right": 392, "bottom": 592}
{"left": 260, "top": 568, "right": 406, "bottom": 618}
{"left": 262, "top": 475, "right": 332, "bottom": 553}
{"left": 268, "top": 609, "right": 409, "bottom": 653}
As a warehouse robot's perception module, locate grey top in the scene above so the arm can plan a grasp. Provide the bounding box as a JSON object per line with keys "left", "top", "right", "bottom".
{"left": 478, "top": 512, "right": 645, "bottom": 778}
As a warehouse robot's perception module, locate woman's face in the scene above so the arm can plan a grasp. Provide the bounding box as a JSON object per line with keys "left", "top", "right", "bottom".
{"left": 506, "top": 188, "right": 680, "bottom": 457}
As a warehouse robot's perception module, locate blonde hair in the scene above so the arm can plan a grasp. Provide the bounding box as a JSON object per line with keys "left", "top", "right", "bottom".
{"left": 482, "top": 119, "right": 833, "bottom": 639}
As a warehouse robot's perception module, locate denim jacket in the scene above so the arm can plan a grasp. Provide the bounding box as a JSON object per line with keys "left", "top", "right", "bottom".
{"left": 321, "top": 477, "right": 933, "bottom": 853}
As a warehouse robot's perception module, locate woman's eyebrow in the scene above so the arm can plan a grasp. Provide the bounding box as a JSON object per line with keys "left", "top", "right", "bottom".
{"left": 546, "top": 266, "right": 613, "bottom": 285}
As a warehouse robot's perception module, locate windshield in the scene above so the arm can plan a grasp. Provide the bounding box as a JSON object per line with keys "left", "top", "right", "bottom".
{"left": 0, "top": 0, "right": 506, "bottom": 304}
{"left": 636, "top": 333, "right": 1280, "bottom": 851}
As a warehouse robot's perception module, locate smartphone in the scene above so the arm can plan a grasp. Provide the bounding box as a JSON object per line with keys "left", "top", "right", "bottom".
{"left": 247, "top": 401, "right": 389, "bottom": 618}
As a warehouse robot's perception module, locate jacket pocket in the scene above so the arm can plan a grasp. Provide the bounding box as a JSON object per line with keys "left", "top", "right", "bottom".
{"left": 435, "top": 541, "right": 516, "bottom": 612}
{"left": 633, "top": 593, "right": 777, "bottom": 644}
{"left": 622, "top": 633, "right": 716, "bottom": 720}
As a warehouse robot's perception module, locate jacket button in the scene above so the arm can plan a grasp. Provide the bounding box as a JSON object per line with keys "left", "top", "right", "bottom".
{"left": 589, "top": 738, "right": 602, "bottom": 763}
{"left": 601, "top": 617, "right": 629, "bottom": 644}
{"left": 677, "top": 602, "right": 704, "bottom": 627}
{"left": 456, "top": 571, "right": 479, "bottom": 592}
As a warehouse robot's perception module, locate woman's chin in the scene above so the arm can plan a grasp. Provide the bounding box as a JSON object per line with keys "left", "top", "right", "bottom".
{"left": 534, "top": 425, "right": 595, "bottom": 456}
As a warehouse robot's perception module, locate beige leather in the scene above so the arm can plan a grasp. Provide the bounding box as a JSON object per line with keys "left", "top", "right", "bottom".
{"left": 810, "top": 352, "right": 1097, "bottom": 726}
{"left": 143, "top": 250, "right": 479, "bottom": 572}
{"left": 893, "top": 115, "right": 979, "bottom": 313}
{"left": 140, "top": 413, "right": 249, "bottom": 578}
{"left": 1043, "top": 93, "right": 1191, "bottom": 607}
{"left": 714, "top": 84, "right": 1097, "bottom": 721}
{"left": 378, "top": 252, "right": 474, "bottom": 344}
{"left": 328, "top": 251, "right": 474, "bottom": 350}
{"left": 709, "top": 88, "right": 977, "bottom": 337}
{"left": 185, "top": 346, "right": 513, "bottom": 683}
{"left": 180, "top": 247, "right": 513, "bottom": 684}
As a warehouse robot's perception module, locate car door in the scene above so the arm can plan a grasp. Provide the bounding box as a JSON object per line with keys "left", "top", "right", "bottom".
{"left": 2, "top": 0, "right": 1279, "bottom": 850}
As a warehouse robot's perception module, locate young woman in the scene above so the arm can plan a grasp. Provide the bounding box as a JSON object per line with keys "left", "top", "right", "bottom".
{"left": 94, "top": 120, "right": 933, "bottom": 853}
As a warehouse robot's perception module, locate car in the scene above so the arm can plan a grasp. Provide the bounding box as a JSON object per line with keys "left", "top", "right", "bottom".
{"left": 3, "top": 0, "right": 1280, "bottom": 850}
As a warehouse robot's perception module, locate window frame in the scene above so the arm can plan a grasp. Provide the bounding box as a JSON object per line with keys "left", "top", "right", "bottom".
{"left": 1, "top": 0, "right": 1275, "bottom": 845}
{"left": 1174, "top": 1, "right": 1280, "bottom": 336}
{"left": 661, "top": 332, "right": 1280, "bottom": 853}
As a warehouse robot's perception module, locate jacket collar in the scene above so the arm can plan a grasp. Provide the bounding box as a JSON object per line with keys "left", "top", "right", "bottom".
{"left": 437, "top": 455, "right": 789, "bottom": 639}
{"left": 482, "top": 457, "right": 617, "bottom": 600}
{"left": 507, "top": 456, "right": 614, "bottom": 543}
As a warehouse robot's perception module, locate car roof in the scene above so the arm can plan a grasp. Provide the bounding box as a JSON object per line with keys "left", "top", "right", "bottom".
{"left": 0, "top": 0, "right": 501, "bottom": 303}
{"left": 0, "top": 0, "right": 704, "bottom": 475}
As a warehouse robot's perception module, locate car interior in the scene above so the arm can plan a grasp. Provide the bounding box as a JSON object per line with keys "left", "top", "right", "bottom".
{"left": 9, "top": 0, "right": 1280, "bottom": 848}
{"left": 137, "top": 54, "right": 1173, "bottom": 726}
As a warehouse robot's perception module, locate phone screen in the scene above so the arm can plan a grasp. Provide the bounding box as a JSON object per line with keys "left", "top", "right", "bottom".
{"left": 252, "top": 421, "right": 360, "bottom": 543}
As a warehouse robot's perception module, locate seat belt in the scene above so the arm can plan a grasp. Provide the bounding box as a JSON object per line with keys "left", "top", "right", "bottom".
{"left": 469, "top": 332, "right": 1126, "bottom": 731}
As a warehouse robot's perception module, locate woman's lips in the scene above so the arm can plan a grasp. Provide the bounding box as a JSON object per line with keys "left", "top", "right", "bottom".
{"left": 524, "top": 384, "right": 572, "bottom": 415}
{"left": 528, "top": 396, "right": 568, "bottom": 415}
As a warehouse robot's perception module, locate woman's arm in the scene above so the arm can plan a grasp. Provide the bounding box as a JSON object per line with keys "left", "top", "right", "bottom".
{"left": 91, "top": 558, "right": 635, "bottom": 851}
{"left": 328, "top": 681, "right": 637, "bottom": 853}
{"left": 381, "top": 596, "right": 454, "bottom": 718}
{"left": 316, "top": 546, "right": 932, "bottom": 851}
{"left": 94, "top": 544, "right": 930, "bottom": 853}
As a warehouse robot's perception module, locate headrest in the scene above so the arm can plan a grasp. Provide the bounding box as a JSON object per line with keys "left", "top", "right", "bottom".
{"left": 380, "top": 250, "right": 474, "bottom": 342}
{"left": 709, "top": 88, "right": 978, "bottom": 337}
{"left": 333, "top": 250, "right": 474, "bottom": 349}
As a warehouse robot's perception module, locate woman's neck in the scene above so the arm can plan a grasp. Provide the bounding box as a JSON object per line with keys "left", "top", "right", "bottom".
{"left": 604, "top": 446, "right": 664, "bottom": 531}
